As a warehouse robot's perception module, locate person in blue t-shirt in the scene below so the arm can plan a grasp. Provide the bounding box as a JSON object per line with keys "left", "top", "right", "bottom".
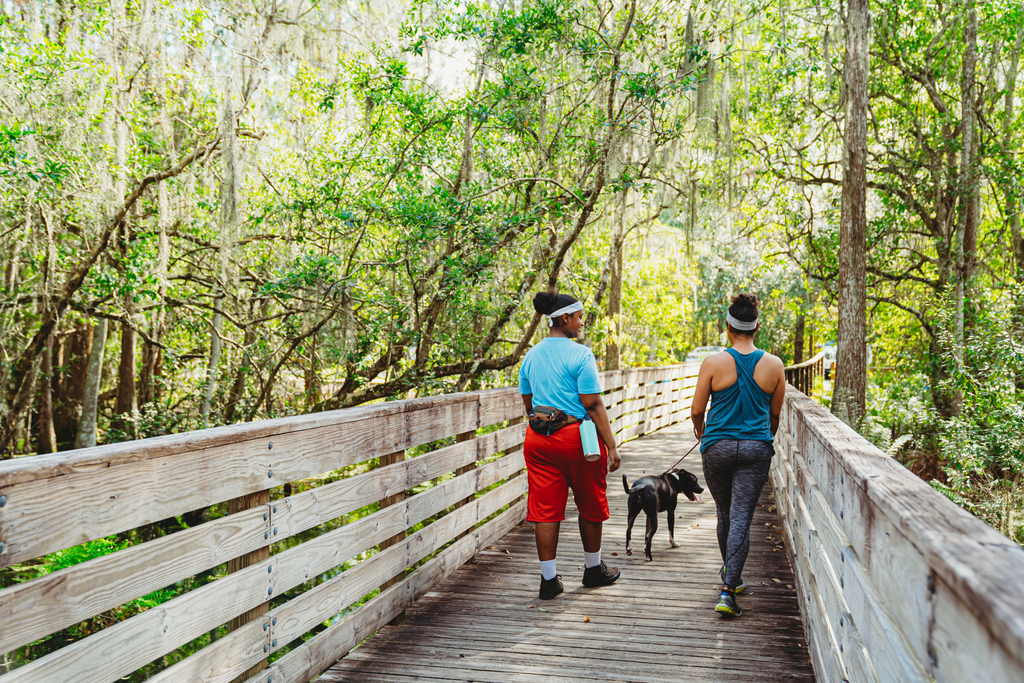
{"left": 519, "top": 291, "right": 621, "bottom": 600}
{"left": 690, "top": 293, "right": 786, "bottom": 618}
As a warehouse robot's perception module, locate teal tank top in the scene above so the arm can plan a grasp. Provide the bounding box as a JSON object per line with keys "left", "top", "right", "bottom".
{"left": 699, "top": 348, "right": 774, "bottom": 453}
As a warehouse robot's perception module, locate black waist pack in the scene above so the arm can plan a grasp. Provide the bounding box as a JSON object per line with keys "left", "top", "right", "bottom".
{"left": 529, "top": 405, "right": 577, "bottom": 436}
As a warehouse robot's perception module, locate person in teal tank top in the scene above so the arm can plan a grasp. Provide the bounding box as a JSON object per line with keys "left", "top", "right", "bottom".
{"left": 690, "top": 294, "right": 786, "bottom": 618}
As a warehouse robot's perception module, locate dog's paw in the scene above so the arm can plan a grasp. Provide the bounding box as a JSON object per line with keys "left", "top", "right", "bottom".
{"left": 669, "top": 539, "right": 680, "bottom": 548}
{"left": 645, "top": 555, "right": 653, "bottom": 562}
{"left": 625, "top": 548, "right": 632, "bottom": 556}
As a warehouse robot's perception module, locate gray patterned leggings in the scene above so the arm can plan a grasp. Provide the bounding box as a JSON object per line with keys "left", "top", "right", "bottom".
{"left": 701, "top": 440, "right": 773, "bottom": 591}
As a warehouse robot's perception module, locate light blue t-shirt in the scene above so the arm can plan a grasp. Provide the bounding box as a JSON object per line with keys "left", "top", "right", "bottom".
{"left": 518, "top": 337, "right": 602, "bottom": 419}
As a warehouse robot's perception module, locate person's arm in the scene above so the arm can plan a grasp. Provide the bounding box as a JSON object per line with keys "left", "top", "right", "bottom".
{"left": 769, "top": 359, "right": 786, "bottom": 435}
{"left": 690, "top": 358, "right": 714, "bottom": 440}
{"left": 580, "top": 393, "right": 620, "bottom": 473}
{"left": 522, "top": 393, "right": 534, "bottom": 416}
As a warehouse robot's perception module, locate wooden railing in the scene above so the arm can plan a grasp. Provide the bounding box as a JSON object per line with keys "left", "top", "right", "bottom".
{"left": 0, "top": 362, "right": 699, "bottom": 683}
{"left": 784, "top": 350, "right": 826, "bottom": 396}
{"left": 772, "top": 387, "right": 1024, "bottom": 683}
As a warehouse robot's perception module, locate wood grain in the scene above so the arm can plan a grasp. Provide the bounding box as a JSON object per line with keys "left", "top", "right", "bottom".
{"left": 0, "top": 451, "right": 526, "bottom": 683}
{"left": 321, "top": 421, "right": 814, "bottom": 683}
{"left": 772, "top": 384, "right": 1024, "bottom": 683}
{"left": 0, "top": 422, "right": 526, "bottom": 654}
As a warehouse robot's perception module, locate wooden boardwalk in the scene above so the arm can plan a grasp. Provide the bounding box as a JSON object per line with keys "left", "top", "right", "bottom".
{"left": 322, "top": 423, "right": 815, "bottom": 683}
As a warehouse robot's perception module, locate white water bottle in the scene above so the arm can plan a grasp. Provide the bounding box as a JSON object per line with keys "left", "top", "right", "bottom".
{"left": 580, "top": 418, "right": 601, "bottom": 461}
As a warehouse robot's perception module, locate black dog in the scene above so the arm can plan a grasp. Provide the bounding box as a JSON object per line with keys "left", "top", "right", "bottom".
{"left": 623, "top": 469, "right": 704, "bottom": 562}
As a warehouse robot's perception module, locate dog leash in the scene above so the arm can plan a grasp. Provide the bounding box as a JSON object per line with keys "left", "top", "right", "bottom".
{"left": 663, "top": 439, "right": 700, "bottom": 473}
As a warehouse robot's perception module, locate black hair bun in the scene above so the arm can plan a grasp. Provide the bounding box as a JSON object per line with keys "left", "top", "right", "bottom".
{"left": 533, "top": 291, "right": 559, "bottom": 315}
{"left": 533, "top": 291, "right": 580, "bottom": 316}
{"left": 729, "top": 293, "right": 760, "bottom": 322}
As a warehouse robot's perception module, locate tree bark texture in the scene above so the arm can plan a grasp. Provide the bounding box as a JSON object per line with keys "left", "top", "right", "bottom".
{"left": 37, "top": 335, "right": 57, "bottom": 454}
{"left": 112, "top": 322, "right": 136, "bottom": 437}
{"left": 832, "top": 0, "right": 869, "bottom": 425}
{"left": 794, "top": 314, "right": 805, "bottom": 364}
{"left": 200, "top": 298, "right": 223, "bottom": 425}
{"left": 75, "top": 318, "right": 107, "bottom": 449}
{"left": 1003, "top": 14, "right": 1024, "bottom": 387}
{"left": 605, "top": 190, "right": 626, "bottom": 371}
{"left": 55, "top": 322, "right": 91, "bottom": 448}
{"left": 950, "top": 0, "right": 978, "bottom": 416}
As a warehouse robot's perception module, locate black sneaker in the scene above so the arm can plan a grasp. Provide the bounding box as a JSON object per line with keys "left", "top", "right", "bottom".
{"left": 582, "top": 561, "right": 620, "bottom": 588}
{"left": 539, "top": 574, "right": 564, "bottom": 600}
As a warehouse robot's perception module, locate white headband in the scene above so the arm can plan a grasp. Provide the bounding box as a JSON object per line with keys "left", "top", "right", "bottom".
{"left": 726, "top": 312, "right": 758, "bottom": 331}
{"left": 548, "top": 301, "right": 584, "bottom": 326}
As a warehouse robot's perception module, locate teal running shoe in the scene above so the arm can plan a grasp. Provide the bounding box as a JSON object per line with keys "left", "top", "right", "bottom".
{"left": 720, "top": 565, "right": 746, "bottom": 594}
{"left": 715, "top": 591, "right": 742, "bottom": 617}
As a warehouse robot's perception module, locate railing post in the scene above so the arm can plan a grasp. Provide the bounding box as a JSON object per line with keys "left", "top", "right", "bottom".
{"left": 226, "top": 489, "right": 272, "bottom": 683}
{"left": 378, "top": 449, "right": 407, "bottom": 625}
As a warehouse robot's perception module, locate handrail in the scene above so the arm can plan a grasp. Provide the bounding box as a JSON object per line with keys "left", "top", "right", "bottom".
{"left": 772, "top": 386, "right": 1024, "bottom": 683}
{"left": 786, "top": 349, "right": 827, "bottom": 370}
{"left": 0, "top": 363, "right": 702, "bottom": 683}
{"left": 784, "top": 350, "right": 826, "bottom": 396}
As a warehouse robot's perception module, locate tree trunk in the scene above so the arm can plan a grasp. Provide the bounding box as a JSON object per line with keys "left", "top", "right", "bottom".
{"left": 225, "top": 325, "right": 255, "bottom": 424}
{"left": 54, "top": 322, "right": 91, "bottom": 448}
{"left": 1003, "top": 20, "right": 1023, "bottom": 386}
{"left": 138, "top": 340, "right": 161, "bottom": 409}
{"left": 304, "top": 333, "right": 321, "bottom": 409}
{"left": 605, "top": 191, "right": 626, "bottom": 371}
{"left": 112, "top": 322, "right": 136, "bottom": 437}
{"left": 75, "top": 318, "right": 108, "bottom": 449}
{"left": 832, "top": 0, "right": 869, "bottom": 425}
{"left": 951, "top": 0, "right": 978, "bottom": 416}
{"left": 794, "top": 314, "right": 805, "bottom": 364}
{"left": 200, "top": 298, "right": 223, "bottom": 426}
{"left": 37, "top": 335, "right": 57, "bottom": 454}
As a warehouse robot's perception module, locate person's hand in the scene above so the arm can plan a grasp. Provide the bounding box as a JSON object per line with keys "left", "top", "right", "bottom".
{"left": 606, "top": 445, "right": 621, "bottom": 473}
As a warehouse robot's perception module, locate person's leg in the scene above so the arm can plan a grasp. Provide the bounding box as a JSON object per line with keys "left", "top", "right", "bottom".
{"left": 701, "top": 441, "right": 737, "bottom": 565}
{"left": 567, "top": 430, "right": 618, "bottom": 586}
{"left": 722, "top": 441, "right": 772, "bottom": 590}
{"left": 535, "top": 521, "right": 561, "bottom": 561}
{"left": 578, "top": 517, "right": 602, "bottom": 553}
{"left": 524, "top": 428, "right": 569, "bottom": 588}
{"left": 578, "top": 517, "right": 603, "bottom": 569}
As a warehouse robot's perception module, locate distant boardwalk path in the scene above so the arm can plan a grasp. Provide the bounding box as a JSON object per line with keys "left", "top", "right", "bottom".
{"left": 322, "top": 422, "right": 815, "bottom": 682}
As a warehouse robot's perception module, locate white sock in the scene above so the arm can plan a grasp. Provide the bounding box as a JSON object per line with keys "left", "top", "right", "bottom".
{"left": 584, "top": 550, "right": 601, "bottom": 568}
{"left": 540, "top": 559, "right": 557, "bottom": 580}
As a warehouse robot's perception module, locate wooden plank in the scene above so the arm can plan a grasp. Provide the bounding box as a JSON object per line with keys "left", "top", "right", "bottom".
{"left": 148, "top": 477, "right": 528, "bottom": 683}
{"left": 776, "top": 390, "right": 1024, "bottom": 683}
{"left": 244, "top": 501, "right": 528, "bottom": 683}
{"left": 0, "top": 449, "right": 527, "bottom": 683}
{"left": 0, "top": 422, "right": 527, "bottom": 655}
{"left": 0, "top": 397, "right": 484, "bottom": 567}
{"left": 930, "top": 575, "right": 1024, "bottom": 683}
{"left": 320, "top": 426, "right": 813, "bottom": 683}
{"left": 841, "top": 538, "right": 931, "bottom": 683}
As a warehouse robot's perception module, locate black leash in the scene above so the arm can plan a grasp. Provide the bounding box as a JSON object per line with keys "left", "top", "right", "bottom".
{"left": 663, "top": 439, "right": 700, "bottom": 473}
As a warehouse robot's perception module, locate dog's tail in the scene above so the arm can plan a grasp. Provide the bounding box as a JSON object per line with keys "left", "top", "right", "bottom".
{"left": 622, "top": 473, "right": 631, "bottom": 494}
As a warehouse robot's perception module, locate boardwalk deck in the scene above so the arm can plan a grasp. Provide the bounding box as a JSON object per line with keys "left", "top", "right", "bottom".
{"left": 321, "top": 423, "right": 815, "bottom": 683}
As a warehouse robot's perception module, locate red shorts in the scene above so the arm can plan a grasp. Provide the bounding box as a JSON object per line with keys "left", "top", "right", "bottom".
{"left": 524, "top": 422, "right": 610, "bottom": 523}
